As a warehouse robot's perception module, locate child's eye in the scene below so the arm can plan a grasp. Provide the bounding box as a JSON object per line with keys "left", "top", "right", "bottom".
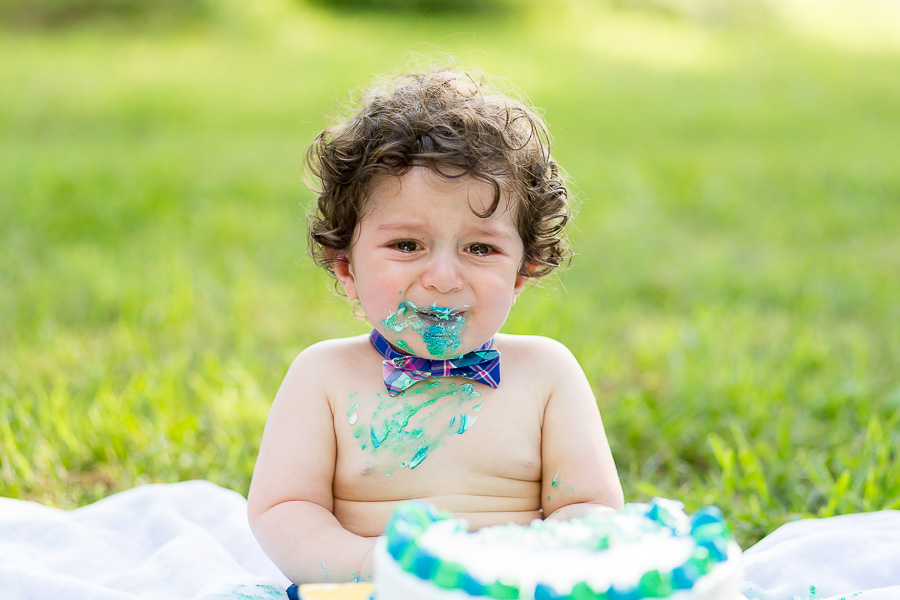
{"left": 466, "top": 243, "right": 494, "bottom": 256}
{"left": 394, "top": 240, "right": 419, "bottom": 252}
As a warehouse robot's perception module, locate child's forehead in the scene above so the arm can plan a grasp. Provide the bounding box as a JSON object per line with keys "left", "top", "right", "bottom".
{"left": 363, "top": 166, "right": 519, "bottom": 216}
{"left": 372, "top": 165, "right": 475, "bottom": 192}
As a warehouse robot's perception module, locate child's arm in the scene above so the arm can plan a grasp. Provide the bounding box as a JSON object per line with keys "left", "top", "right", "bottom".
{"left": 247, "top": 343, "right": 374, "bottom": 584}
{"left": 538, "top": 338, "right": 625, "bottom": 520}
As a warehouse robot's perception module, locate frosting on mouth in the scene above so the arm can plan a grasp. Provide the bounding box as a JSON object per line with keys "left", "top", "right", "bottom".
{"left": 415, "top": 305, "right": 465, "bottom": 326}
{"left": 382, "top": 301, "right": 469, "bottom": 358}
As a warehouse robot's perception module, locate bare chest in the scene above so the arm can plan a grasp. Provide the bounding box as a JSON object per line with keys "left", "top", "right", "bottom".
{"left": 330, "top": 377, "right": 544, "bottom": 501}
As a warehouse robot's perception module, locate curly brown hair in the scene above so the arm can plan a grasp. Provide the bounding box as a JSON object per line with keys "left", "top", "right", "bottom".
{"left": 305, "top": 67, "right": 572, "bottom": 279}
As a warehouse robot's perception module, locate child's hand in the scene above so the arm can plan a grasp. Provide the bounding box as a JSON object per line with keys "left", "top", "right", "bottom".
{"left": 544, "top": 501, "right": 616, "bottom": 521}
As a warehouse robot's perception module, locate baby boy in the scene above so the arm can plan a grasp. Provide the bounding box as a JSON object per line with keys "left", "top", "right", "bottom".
{"left": 247, "top": 67, "right": 624, "bottom": 586}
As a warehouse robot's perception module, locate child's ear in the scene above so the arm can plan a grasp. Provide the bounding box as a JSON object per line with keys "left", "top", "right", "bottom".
{"left": 512, "top": 262, "right": 535, "bottom": 302}
{"left": 329, "top": 250, "right": 359, "bottom": 300}
{"left": 513, "top": 274, "right": 528, "bottom": 300}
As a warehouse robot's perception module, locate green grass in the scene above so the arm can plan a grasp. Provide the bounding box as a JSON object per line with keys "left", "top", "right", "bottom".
{"left": 2, "top": 0, "right": 899, "bottom": 550}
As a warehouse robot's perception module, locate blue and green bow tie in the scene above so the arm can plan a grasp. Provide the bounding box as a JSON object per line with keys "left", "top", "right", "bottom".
{"left": 369, "top": 329, "right": 500, "bottom": 396}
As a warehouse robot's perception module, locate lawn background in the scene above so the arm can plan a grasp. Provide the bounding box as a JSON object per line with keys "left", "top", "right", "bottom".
{"left": 2, "top": 0, "right": 899, "bottom": 549}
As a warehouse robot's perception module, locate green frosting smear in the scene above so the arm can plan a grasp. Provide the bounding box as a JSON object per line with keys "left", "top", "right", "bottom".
{"left": 382, "top": 301, "right": 468, "bottom": 358}
{"left": 351, "top": 380, "right": 482, "bottom": 474}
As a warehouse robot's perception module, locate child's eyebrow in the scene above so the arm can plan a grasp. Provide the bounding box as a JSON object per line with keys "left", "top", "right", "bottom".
{"left": 469, "top": 225, "right": 518, "bottom": 240}
{"left": 375, "top": 221, "right": 518, "bottom": 240}
{"left": 372, "top": 222, "right": 430, "bottom": 238}
{"left": 374, "top": 221, "right": 427, "bottom": 232}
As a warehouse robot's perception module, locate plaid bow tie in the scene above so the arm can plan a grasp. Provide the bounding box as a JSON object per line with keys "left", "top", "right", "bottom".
{"left": 369, "top": 329, "right": 500, "bottom": 396}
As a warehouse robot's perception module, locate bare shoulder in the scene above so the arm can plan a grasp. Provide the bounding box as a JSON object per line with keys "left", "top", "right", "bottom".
{"left": 493, "top": 333, "right": 582, "bottom": 370}
{"left": 293, "top": 334, "right": 372, "bottom": 365}
{"left": 282, "top": 333, "right": 373, "bottom": 389}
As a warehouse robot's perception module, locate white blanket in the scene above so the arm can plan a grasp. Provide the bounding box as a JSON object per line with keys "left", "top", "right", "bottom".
{"left": 741, "top": 510, "right": 900, "bottom": 600}
{"left": 0, "top": 481, "right": 290, "bottom": 599}
{"left": 1, "top": 481, "right": 898, "bottom": 600}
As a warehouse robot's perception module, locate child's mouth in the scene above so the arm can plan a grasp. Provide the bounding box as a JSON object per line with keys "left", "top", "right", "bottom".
{"left": 412, "top": 305, "right": 467, "bottom": 327}
{"left": 383, "top": 301, "right": 470, "bottom": 357}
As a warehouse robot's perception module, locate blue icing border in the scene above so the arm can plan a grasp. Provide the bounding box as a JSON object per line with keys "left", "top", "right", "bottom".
{"left": 383, "top": 497, "right": 736, "bottom": 600}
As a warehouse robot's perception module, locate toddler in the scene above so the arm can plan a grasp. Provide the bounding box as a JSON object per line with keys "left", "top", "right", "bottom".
{"left": 247, "top": 66, "right": 624, "bottom": 586}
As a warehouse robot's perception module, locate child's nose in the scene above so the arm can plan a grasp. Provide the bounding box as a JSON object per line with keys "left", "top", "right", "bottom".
{"left": 421, "top": 251, "right": 464, "bottom": 293}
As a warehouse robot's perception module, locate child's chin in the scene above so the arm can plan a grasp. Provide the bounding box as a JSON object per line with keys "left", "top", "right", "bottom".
{"left": 400, "top": 340, "right": 459, "bottom": 360}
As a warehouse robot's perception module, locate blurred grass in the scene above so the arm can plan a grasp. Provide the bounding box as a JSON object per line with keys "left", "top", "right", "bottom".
{"left": 0, "top": 0, "right": 213, "bottom": 28}
{"left": 2, "top": 0, "right": 899, "bottom": 549}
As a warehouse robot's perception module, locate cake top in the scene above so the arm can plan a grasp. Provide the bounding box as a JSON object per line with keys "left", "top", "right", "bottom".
{"left": 381, "top": 498, "right": 740, "bottom": 599}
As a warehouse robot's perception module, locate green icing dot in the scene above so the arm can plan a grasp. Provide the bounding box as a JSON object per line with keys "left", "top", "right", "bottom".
{"left": 487, "top": 580, "right": 519, "bottom": 599}
{"left": 570, "top": 581, "right": 605, "bottom": 600}
{"left": 689, "top": 546, "right": 713, "bottom": 575}
{"left": 403, "top": 504, "right": 438, "bottom": 529}
{"left": 692, "top": 522, "right": 727, "bottom": 541}
{"left": 652, "top": 506, "right": 684, "bottom": 531}
{"left": 432, "top": 561, "right": 465, "bottom": 590}
{"left": 638, "top": 570, "right": 673, "bottom": 598}
{"left": 398, "top": 542, "right": 418, "bottom": 571}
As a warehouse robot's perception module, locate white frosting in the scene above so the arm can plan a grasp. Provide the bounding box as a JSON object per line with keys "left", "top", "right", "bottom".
{"left": 416, "top": 516, "right": 695, "bottom": 591}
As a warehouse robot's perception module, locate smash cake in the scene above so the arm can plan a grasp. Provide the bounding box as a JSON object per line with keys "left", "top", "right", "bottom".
{"left": 373, "top": 498, "right": 742, "bottom": 600}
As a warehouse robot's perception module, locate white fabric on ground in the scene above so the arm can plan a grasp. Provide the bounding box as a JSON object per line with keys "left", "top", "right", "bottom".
{"left": 0, "top": 481, "right": 290, "bottom": 599}
{"left": 741, "top": 510, "right": 900, "bottom": 600}
{"left": 3, "top": 482, "right": 899, "bottom": 600}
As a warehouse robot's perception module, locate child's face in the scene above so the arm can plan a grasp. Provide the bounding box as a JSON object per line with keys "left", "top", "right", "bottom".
{"left": 334, "top": 166, "right": 528, "bottom": 359}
